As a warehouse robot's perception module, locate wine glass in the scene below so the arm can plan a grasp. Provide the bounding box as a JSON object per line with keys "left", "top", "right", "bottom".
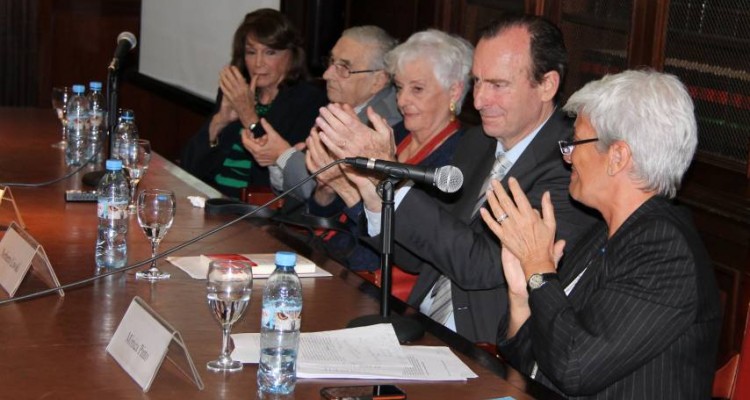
{"left": 206, "top": 260, "right": 253, "bottom": 372}
{"left": 117, "top": 139, "right": 152, "bottom": 213}
{"left": 135, "top": 189, "right": 175, "bottom": 280}
{"left": 51, "top": 86, "right": 71, "bottom": 148}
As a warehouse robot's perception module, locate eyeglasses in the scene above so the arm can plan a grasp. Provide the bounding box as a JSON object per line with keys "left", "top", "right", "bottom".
{"left": 325, "top": 57, "right": 380, "bottom": 79}
{"left": 558, "top": 138, "right": 599, "bottom": 156}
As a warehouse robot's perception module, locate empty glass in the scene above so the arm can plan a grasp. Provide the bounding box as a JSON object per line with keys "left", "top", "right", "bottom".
{"left": 135, "top": 189, "right": 175, "bottom": 280}
{"left": 116, "top": 139, "right": 152, "bottom": 213}
{"left": 51, "top": 86, "right": 71, "bottom": 148}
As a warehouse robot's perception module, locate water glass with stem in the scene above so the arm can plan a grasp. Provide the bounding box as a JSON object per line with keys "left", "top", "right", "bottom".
{"left": 51, "top": 86, "right": 71, "bottom": 148}
{"left": 136, "top": 189, "right": 175, "bottom": 281}
{"left": 206, "top": 260, "right": 253, "bottom": 372}
{"left": 117, "top": 139, "right": 152, "bottom": 213}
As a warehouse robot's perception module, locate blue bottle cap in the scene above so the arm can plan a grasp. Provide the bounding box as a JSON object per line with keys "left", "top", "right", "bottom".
{"left": 275, "top": 251, "right": 297, "bottom": 267}
{"left": 89, "top": 81, "right": 102, "bottom": 90}
{"left": 105, "top": 159, "right": 123, "bottom": 171}
{"left": 72, "top": 84, "right": 85, "bottom": 94}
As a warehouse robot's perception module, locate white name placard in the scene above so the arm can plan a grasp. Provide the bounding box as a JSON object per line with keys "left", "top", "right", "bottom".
{"left": 0, "top": 221, "right": 62, "bottom": 298}
{"left": 107, "top": 296, "right": 203, "bottom": 392}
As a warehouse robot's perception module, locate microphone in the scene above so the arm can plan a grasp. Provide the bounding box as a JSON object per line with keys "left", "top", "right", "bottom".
{"left": 344, "top": 157, "right": 464, "bottom": 193}
{"left": 108, "top": 31, "right": 137, "bottom": 71}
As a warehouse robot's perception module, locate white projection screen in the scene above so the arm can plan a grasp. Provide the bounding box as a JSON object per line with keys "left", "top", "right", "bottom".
{"left": 139, "top": 0, "right": 280, "bottom": 101}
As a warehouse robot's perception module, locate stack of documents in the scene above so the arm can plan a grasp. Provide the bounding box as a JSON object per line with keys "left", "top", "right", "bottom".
{"left": 231, "top": 324, "right": 477, "bottom": 381}
{"left": 166, "top": 253, "right": 332, "bottom": 279}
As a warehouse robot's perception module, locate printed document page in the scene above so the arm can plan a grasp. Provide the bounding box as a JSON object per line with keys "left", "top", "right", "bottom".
{"left": 232, "top": 324, "right": 477, "bottom": 381}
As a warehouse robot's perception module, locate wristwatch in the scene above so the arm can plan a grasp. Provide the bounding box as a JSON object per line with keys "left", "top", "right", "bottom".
{"left": 527, "top": 272, "right": 559, "bottom": 292}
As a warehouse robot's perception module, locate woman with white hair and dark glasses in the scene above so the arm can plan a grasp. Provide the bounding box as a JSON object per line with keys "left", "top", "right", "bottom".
{"left": 481, "top": 69, "right": 721, "bottom": 399}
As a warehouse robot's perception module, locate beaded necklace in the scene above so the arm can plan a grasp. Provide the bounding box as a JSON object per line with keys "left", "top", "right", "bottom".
{"left": 255, "top": 92, "right": 272, "bottom": 117}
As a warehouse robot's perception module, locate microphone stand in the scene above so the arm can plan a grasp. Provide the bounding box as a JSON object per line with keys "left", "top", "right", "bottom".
{"left": 81, "top": 64, "right": 120, "bottom": 187}
{"left": 347, "top": 179, "right": 425, "bottom": 343}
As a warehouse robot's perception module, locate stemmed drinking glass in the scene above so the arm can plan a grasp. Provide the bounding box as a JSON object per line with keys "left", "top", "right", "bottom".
{"left": 117, "top": 139, "right": 152, "bottom": 213}
{"left": 51, "top": 87, "right": 71, "bottom": 148}
{"left": 136, "top": 189, "right": 175, "bottom": 281}
{"left": 206, "top": 260, "right": 253, "bottom": 372}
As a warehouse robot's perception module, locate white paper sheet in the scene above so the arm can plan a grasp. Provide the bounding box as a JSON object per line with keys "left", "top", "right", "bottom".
{"left": 231, "top": 324, "right": 477, "bottom": 381}
{"left": 166, "top": 253, "right": 331, "bottom": 279}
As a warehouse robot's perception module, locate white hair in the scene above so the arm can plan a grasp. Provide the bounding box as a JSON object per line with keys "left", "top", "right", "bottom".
{"left": 384, "top": 29, "right": 474, "bottom": 113}
{"left": 563, "top": 69, "right": 698, "bottom": 198}
{"left": 340, "top": 26, "right": 397, "bottom": 70}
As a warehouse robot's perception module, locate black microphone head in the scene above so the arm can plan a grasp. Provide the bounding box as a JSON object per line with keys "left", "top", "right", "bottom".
{"left": 434, "top": 166, "right": 463, "bottom": 193}
{"left": 117, "top": 31, "right": 137, "bottom": 49}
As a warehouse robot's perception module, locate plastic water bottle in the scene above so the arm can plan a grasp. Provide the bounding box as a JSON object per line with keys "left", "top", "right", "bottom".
{"left": 258, "top": 251, "right": 303, "bottom": 395}
{"left": 65, "top": 84, "right": 91, "bottom": 166}
{"left": 95, "top": 159, "right": 130, "bottom": 269}
{"left": 87, "top": 81, "right": 107, "bottom": 163}
{"left": 112, "top": 109, "right": 138, "bottom": 156}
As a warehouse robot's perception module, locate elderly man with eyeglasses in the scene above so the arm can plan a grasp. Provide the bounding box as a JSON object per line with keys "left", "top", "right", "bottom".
{"left": 240, "top": 26, "right": 401, "bottom": 201}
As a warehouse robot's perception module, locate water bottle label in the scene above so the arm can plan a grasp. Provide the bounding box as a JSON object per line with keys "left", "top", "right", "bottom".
{"left": 97, "top": 200, "right": 128, "bottom": 220}
{"left": 89, "top": 111, "right": 104, "bottom": 128}
{"left": 67, "top": 116, "right": 86, "bottom": 131}
{"left": 261, "top": 304, "right": 301, "bottom": 331}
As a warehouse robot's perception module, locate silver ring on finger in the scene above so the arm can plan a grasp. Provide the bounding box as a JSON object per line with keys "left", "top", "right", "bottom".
{"left": 496, "top": 213, "right": 509, "bottom": 224}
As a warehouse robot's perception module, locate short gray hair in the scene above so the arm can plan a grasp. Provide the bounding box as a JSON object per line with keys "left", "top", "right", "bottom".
{"left": 340, "top": 26, "right": 397, "bottom": 70}
{"left": 384, "top": 29, "right": 474, "bottom": 113}
{"left": 563, "top": 69, "right": 697, "bottom": 198}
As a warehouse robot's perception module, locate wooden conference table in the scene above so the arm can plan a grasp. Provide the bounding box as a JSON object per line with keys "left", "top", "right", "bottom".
{"left": 0, "top": 108, "right": 558, "bottom": 399}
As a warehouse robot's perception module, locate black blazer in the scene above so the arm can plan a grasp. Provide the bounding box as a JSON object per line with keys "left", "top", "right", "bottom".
{"left": 500, "top": 197, "right": 721, "bottom": 399}
{"left": 369, "top": 109, "right": 599, "bottom": 343}
{"left": 181, "top": 81, "right": 327, "bottom": 197}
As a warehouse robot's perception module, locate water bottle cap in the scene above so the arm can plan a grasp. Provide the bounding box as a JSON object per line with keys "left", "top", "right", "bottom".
{"left": 89, "top": 81, "right": 102, "bottom": 90}
{"left": 275, "top": 251, "right": 297, "bottom": 267}
{"left": 105, "top": 159, "right": 123, "bottom": 171}
{"left": 72, "top": 84, "right": 85, "bottom": 94}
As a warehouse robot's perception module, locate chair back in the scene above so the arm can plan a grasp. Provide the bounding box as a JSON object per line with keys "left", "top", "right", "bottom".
{"left": 714, "top": 302, "right": 750, "bottom": 399}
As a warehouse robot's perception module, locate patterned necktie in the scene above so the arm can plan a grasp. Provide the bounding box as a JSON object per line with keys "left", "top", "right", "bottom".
{"left": 428, "top": 275, "right": 453, "bottom": 324}
{"left": 471, "top": 152, "right": 512, "bottom": 217}
{"left": 428, "top": 153, "right": 513, "bottom": 326}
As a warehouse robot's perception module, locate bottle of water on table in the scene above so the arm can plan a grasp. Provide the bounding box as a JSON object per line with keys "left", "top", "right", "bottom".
{"left": 258, "top": 251, "right": 303, "bottom": 395}
{"left": 86, "top": 81, "right": 106, "bottom": 163}
{"left": 112, "top": 109, "right": 138, "bottom": 156}
{"left": 65, "top": 84, "right": 91, "bottom": 166}
{"left": 95, "top": 159, "right": 130, "bottom": 269}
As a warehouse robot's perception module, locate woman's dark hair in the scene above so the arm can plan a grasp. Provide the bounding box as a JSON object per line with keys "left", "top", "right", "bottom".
{"left": 230, "top": 8, "right": 309, "bottom": 86}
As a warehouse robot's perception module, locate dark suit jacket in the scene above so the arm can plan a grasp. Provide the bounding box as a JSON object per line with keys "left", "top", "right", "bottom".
{"left": 374, "top": 109, "right": 599, "bottom": 343}
{"left": 499, "top": 197, "right": 721, "bottom": 399}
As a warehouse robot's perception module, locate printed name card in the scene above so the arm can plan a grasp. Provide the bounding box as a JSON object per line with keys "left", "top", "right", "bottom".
{"left": 0, "top": 221, "right": 62, "bottom": 298}
{"left": 107, "top": 296, "right": 203, "bottom": 392}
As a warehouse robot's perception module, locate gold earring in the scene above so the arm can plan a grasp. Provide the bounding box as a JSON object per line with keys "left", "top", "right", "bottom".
{"left": 449, "top": 102, "right": 456, "bottom": 121}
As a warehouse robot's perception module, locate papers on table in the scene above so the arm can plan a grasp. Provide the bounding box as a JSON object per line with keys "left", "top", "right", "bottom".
{"left": 166, "top": 253, "right": 332, "bottom": 279}
{"left": 231, "top": 324, "right": 477, "bottom": 381}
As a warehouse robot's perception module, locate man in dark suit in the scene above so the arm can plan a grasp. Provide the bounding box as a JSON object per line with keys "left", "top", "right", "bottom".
{"left": 314, "top": 15, "right": 598, "bottom": 343}
{"left": 481, "top": 70, "right": 721, "bottom": 398}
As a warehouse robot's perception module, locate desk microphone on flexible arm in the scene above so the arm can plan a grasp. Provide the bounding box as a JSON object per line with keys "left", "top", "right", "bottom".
{"left": 344, "top": 157, "right": 464, "bottom": 194}
{"left": 344, "top": 157, "right": 464, "bottom": 343}
{"left": 108, "top": 32, "right": 137, "bottom": 72}
{"left": 82, "top": 32, "right": 138, "bottom": 188}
